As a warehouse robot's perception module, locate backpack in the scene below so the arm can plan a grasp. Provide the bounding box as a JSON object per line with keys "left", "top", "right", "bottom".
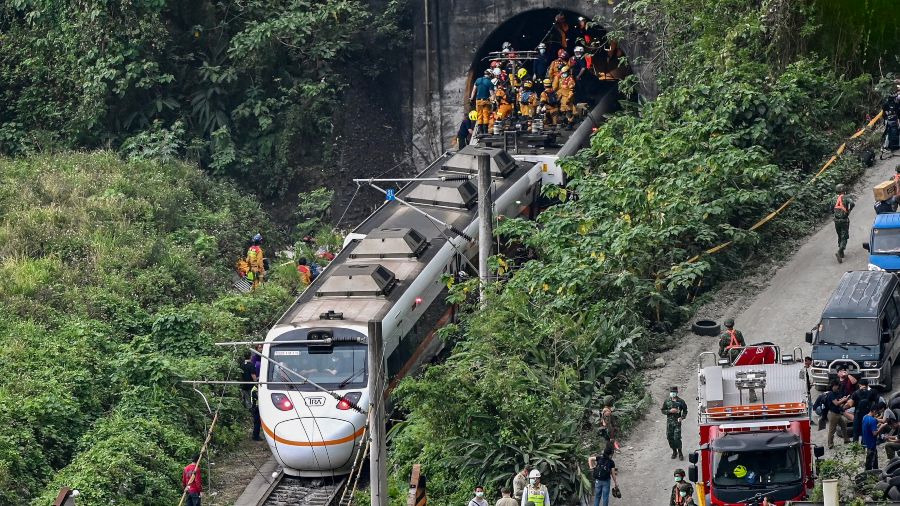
{"left": 521, "top": 90, "right": 534, "bottom": 104}
{"left": 547, "top": 92, "right": 560, "bottom": 106}
{"left": 593, "top": 457, "right": 613, "bottom": 481}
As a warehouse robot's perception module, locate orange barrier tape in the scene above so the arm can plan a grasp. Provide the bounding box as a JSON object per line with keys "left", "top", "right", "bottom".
{"left": 682, "top": 109, "right": 884, "bottom": 266}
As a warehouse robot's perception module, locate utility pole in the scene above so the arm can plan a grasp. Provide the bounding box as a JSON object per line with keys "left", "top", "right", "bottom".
{"left": 367, "top": 321, "right": 388, "bottom": 506}
{"left": 477, "top": 152, "right": 492, "bottom": 303}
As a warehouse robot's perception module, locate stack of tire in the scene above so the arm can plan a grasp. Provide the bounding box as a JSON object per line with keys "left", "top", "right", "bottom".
{"left": 867, "top": 394, "right": 900, "bottom": 499}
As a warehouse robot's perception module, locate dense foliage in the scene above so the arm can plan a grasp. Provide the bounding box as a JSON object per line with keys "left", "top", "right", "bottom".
{"left": 0, "top": 152, "right": 296, "bottom": 505}
{"left": 0, "top": 0, "right": 409, "bottom": 197}
{"left": 389, "top": 1, "right": 877, "bottom": 504}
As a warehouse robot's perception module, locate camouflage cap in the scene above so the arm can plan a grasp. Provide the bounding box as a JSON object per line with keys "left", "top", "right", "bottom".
{"left": 835, "top": 184, "right": 845, "bottom": 193}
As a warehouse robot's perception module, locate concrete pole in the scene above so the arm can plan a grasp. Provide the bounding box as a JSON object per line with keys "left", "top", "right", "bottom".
{"left": 822, "top": 478, "right": 838, "bottom": 506}
{"left": 367, "top": 321, "right": 388, "bottom": 506}
{"left": 477, "top": 152, "right": 492, "bottom": 302}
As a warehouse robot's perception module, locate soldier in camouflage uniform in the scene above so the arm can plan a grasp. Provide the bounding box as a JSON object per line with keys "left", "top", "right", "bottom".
{"left": 661, "top": 386, "right": 688, "bottom": 460}
{"left": 833, "top": 184, "right": 854, "bottom": 263}
{"left": 717, "top": 318, "right": 746, "bottom": 362}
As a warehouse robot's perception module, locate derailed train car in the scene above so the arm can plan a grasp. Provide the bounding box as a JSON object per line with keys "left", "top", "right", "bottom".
{"left": 258, "top": 146, "right": 559, "bottom": 476}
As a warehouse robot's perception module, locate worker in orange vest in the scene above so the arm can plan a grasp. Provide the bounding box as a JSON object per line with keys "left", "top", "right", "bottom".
{"left": 717, "top": 318, "right": 745, "bottom": 361}
{"left": 246, "top": 233, "right": 266, "bottom": 289}
{"left": 833, "top": 184, "right": 854, "bottom": 263}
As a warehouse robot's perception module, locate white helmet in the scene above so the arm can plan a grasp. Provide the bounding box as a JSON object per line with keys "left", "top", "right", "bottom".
{"left": 502, "top": 41, "right": 512, "bottom": 50}
{"left": 574, "top": 46, "right": 584, "bottom": 55}
{"left": 537, "top": 43, "right": 547, "bottom": 50}
{"left": 529, "top": 469, "right": 541, "bottom": 479}
{"left": 492, "top": 68, "right": 501, "bottom": 77}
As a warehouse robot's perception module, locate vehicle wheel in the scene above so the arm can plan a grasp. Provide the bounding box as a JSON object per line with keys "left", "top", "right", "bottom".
{"left": 884, "top": 363, "right": 894, "bottom": 391}
{"left": 876, "top": 480, "right": 892, "bottom": 495}
{"left": 691, "top": 319, "right": 721, "bottom": 337}
{"left": 887, "top": 474, "right": 900, "bottom": 488}
{"left": 885, "top": 458, "right": 900, "bottom": 476}
{"left": 888, "top": 485, "right": 900, "bottom": 500}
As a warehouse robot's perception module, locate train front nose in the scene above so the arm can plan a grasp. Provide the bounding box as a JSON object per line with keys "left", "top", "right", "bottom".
{"left": 269, "top": 418, "right": 363, "bottom": 475}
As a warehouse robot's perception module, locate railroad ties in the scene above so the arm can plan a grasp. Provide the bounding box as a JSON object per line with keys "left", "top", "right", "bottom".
{"left": 260, "top": 476, "right": 347, "bottom": 506}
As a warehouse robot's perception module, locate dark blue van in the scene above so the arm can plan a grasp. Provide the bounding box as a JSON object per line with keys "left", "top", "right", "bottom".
{"left": 864, "top": 213, "right": 900, "bottom": 271}
{"left": 806, "top": 271, "right": 900, "bottom": 390}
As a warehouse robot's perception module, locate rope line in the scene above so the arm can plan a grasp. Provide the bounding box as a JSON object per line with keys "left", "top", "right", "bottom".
{"left": 681, "top": 109, "right": 884, "bottom": 265}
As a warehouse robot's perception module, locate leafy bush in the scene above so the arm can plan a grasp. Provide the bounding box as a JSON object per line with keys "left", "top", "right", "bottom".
{"left": 0, "top": 152, "right": 293, "bottom": 504}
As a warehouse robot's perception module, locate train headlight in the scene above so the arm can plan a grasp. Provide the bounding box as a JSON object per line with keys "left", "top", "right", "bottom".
{"left": 337, "top": 392, "right": 362, "bottom": 411}
{"left": 271, "top": 393, "right": 294, "bottom": 411}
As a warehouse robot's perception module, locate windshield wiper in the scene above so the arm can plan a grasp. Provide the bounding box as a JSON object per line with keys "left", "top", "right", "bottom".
{"left": 337, "top": 369, "right": 364, "bottom": 389}
{"left": 817, "top": 340, "right": 848, "bottom": 350}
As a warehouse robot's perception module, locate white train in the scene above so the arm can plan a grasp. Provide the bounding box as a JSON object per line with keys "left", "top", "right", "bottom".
{"left": 258, "top": 89, "right": 616, "bottom": 476}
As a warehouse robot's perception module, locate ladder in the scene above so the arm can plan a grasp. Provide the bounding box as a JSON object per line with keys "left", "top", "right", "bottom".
{"left": 503, "top": 130, "right": 518, "bottom": 154}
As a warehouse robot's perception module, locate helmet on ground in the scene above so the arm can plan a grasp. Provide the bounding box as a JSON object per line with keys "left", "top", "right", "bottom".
{"left": 493, "top": 68, "right": 501, "bottom": 77}
{"left": 537, "top": 42, "right": 547, "bottom": 50}
{"left": 558, "top": 49, "right": 567, "bottom": 59}
{"left": 835, "top": 184, "right": 845, "bottom": 193}
{"left": 252, "top": 233, "right": 262, "bottom": 243}
{"left": 528, "top": 469, "right": 541, "bottom": 479}
{"left": 543, "top": 78, "right": 552, "bottom": 86}
{"left": 517, "top": 68, "right": 528, "bottom": 79}
{"left": 524, "top": 80, "right": 533, "bottom": 88}
{"left": 724, "top": 317, "right": 734, "bottom": 328}
{"left": 574, "top": 46, "right": 584, "bottom": 54}
{"left": 469, "top": 110, "right": 478, "bottom": 121}
{"left": 561, "top": 66, "right": 570, "bottom": 72}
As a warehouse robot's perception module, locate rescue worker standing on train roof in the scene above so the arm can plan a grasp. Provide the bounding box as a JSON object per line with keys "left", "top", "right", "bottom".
{"left": 494, "top": 83, "right": 514, "bottom": 127}
{"left": 458, "top": 110, "right": 476, "bottom": 149}
{"left": 833, "top": 183, "right": 854, "bottom": 263}
{"left": 470, "top": 68, "right": 495, "bottom": 136}
{"left": 551, "top": 13, "right": 569, "bottom": 52}
{"left": 246, "top": 233, "right": 265, "bottom": 290}
{"left": 521, "top": 470, "right": 550, "bottom": 506}
{"left": 557, "top": 67, "right": 576, "bottom": 129}
{"left": 540, "top": 79, "right": 560, "bottom": 127}
{"left": 548, "top": 49, "right": 568, "bottom": 83}
{"left": 532, "top": 43, "right": 551, "bottom": 89}
{"left": 518, "top": 81, "right": 537, "bottom": 125}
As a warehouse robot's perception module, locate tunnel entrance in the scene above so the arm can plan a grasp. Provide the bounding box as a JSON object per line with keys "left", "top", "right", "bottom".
{"left": 466, "top": 7, "right": 631, "bottom": 107}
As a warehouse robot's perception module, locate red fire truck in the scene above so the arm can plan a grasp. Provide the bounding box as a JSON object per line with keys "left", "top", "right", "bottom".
{"left": 687, "top": 345, "right": 824, "bottom": 505}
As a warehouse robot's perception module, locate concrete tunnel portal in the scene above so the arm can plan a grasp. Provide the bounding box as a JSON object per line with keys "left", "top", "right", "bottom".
{"left": 412, "top": 2, "right": 646, "bottom": 163}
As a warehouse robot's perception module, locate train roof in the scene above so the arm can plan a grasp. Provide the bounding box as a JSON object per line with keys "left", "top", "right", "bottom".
{"left": 821, "top": 270, "right": 897, "bottom": 319}
{"left": 275, "top": 147, "right": 535, "bottom": 328}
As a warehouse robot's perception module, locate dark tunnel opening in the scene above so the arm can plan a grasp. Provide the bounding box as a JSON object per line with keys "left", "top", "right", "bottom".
{"left": 465, "top": 8, "right": 631, "bottom": 107}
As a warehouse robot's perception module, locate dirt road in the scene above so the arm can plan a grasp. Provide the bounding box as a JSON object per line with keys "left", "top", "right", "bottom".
{"left": 613, "top": 155, "right": 896, "bottom": 504}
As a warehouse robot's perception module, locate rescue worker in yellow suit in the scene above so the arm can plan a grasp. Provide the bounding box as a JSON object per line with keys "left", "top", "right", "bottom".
{"left": 518, "top": 81, "right": 538, "bottom": 126}
{"left": 540, "top": 79, "right": 561, "bottom": 127}
{"left": 557, "top": 67, "right": 576, "bottom": 128}
{"left": 547, "top": 49, "right": 568, "bottom": 83}
{"left": 246, "top": 233, "right": 266, "bottom": 290}
{"left": 511, "top": 67, "right": 528, "bottom": 89}
{"left": 494, "top": 85, "right": 514, "bottom": 126}
{"left": 470, "top": 68, "right": 496, "bottom": 136}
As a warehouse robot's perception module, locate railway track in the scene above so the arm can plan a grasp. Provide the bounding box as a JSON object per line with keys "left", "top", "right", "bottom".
{"left": 255, "top": 472, "right": 346, "bottom": 506}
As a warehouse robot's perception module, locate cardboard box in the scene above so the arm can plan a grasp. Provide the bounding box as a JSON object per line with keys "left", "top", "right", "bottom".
{"left": 874, "top": 180, "right": 897, "bottom": 201}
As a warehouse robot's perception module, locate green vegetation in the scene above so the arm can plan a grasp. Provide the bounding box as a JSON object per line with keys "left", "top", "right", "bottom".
{"left": 0, "top": 0, "right": 410, "bottom": 197}
{"left": 0, "top": 152, "right": 297, "bottom": 505}
{"left": 389, "top": 1, "right": 879, "bottom": 504}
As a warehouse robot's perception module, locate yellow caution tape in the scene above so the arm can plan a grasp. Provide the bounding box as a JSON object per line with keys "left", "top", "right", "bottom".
{"left": 683, "top": 109, "right": 884, "bottom": 266}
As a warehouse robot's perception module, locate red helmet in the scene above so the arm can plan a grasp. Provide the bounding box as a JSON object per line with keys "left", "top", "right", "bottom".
{"left": 557, "top": 49, "right": 567, "bottom": 59}
{"left": 490, "top": 60, "right": 501, "bottom": 68}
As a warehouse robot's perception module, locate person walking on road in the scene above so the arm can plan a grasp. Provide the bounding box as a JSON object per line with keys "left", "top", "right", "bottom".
{"left": 182, "top": 453, "right": 203, "bottom": 506}
{"left": 669, "top": 469, "right": 689, "bottom": 506}
{"left": 512, "top": 466, "right": 529, "bottom": 501}
{"left": 717, "top": 318, "right": 745, "bottom": 361}
{"left": 588, "top": 446, "right": 618, "bottom": 506}
{"left": 521, "top": 470, "right": 550, "bottom": 506}
{"left": 496, "top": 488, "right": 518, "bottom": 506}
{"left": 833, "top": 184, "right": 854, "bottom": 263}
{"left": 599, "top": 395, "right": 616, "bottom": 450}
{"left": 825, "top": 380, "right": 850, "bottom": 449}
{"left": 662, "top": 386, "right": 688, "bottom": 460}
{"left": 677, "top": 483, "right": 697, "bottom": 506}
{"left": 469, "top": 486, "right": 489, "bottom": 506}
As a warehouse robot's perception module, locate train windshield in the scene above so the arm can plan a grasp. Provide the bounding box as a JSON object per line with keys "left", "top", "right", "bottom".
{"left": 712, "top": 447, "right": 802, "bottom": 487}
{"left": 267, "top": 343, "right": 367, "bottom": 391}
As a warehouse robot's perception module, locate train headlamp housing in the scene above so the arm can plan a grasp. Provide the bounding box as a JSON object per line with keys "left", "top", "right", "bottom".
{"left": 337, "top": 392, "right": 362, "bottom": 411}
{"left": 271, "top": 392, "right": 294, "bottom": 411}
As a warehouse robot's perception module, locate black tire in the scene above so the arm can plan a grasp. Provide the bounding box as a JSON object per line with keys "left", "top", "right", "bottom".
{"left": 692, "top": 319, "right": 721, "bottom": 337}
{"left": 876, "top": 480, "right": 892, "bottom": 494}
{"left": 885, "top": 458, "right": 900, "bottom": 476}
{"left": 889, "top": 485, "right": 900, "bottom": 500}
{"left": 890, "top": 392, "right": 900, "bottom": 410}
{"left": 887, "top": 474, "right": 900, "bottom": 488}
{"left": 884, "top": 362, "right": 894, "bottom": 391}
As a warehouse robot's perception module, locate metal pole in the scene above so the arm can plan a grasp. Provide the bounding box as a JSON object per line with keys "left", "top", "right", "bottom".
{"left": 367, "top": 321, "right": 388, "bottom": 506}
{"left": 477, "top": 153, "right": 492, "bottom": 302}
